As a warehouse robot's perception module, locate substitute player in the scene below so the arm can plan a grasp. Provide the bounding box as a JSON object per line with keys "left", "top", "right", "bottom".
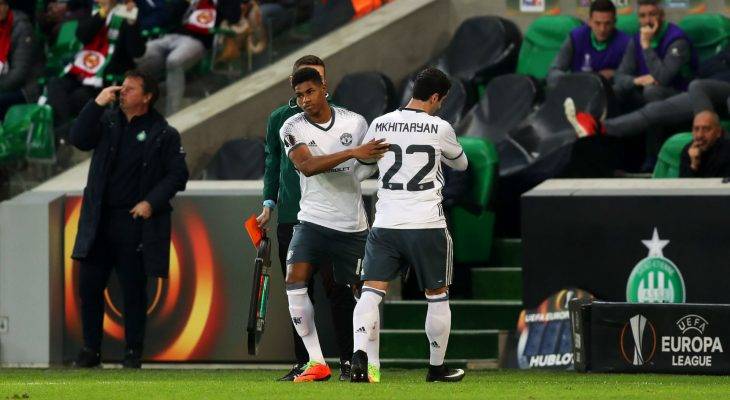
{"left": 281, "top": 67, "right": 388, "bottom": 382}
{"left": 350, "top": 67, "right": 468, "bottom": 383}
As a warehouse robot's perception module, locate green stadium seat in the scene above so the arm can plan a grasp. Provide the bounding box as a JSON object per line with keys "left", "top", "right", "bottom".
{"left": 616, "top": 13, "right": 639, "bottom": 35}
{"left": 652, "top": 132, "right": 692, "bottom": 179}
{"left": 2, "top": 104, "right": 56, "bottom": 163}
{"left": 516, "top": 15, "right": 583, "bottom": 80}
{"left": 679, "top": 14, "right": 730, "bottom": 62}
{"left": 46, "top": 20, "right": 82, "bottom": 75}
{"left": 450, "top": 137, "right": 498, "bottom": 264}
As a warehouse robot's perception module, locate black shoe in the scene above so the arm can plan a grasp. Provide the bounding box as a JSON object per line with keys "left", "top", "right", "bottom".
{"left": 350, "top": 350, "right": 368, "bottom": 383}
{"left": 74, "top": 347, "right": 100, "bottom": 368}
{"left": 426, "top": 364, "right": 465, "bottom": 382}
{"left": 339, "top": 359, "right": 351, "bottom": 381}
{"left": 122, "top": 349, "right": 142, "bottom": 369}
{"left": 277, "top": 363, "right": 306, "bottom": 381}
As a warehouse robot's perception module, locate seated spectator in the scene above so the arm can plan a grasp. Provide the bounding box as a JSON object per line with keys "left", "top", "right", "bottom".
{"left": 38, "top": 0, "right": 93, "bottom": 42}
{"left": 136, "top": 0, "right": 168, "bottom": 34}
{"left": 47, "top": 0, "right": 145, "bottom": 140}
{"left": 614, "top": 0, "right": 698, "bottom": 105}
{"left": 135, "top": 0, "right": 239, "bottom": 115}
{"left": 0, "top": 0, "right": 43, "bottom": 118}
{"left": 547, "top": 0, "right": 630, "bottom": 89}
{"left": 215, "top": 0, "right": 266, "bottom": 68}
{"left": 680, "top": 111, "right": 730, "bottom": 177}
{"left": 258, "top": 0, "right": 293, "bottom": 36}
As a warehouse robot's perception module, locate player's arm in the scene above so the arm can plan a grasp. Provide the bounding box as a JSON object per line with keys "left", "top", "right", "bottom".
{"left": 440, "top": 124, "right": 468, "bottom": 171}
{"left": 288, "top": 139, "right": 388, "bottom": 177}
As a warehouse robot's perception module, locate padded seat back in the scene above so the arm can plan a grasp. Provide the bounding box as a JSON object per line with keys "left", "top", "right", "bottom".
{"left": 333, "top": 72, "right": 395, "bottom": 124}
{"left": 679, "top": 14, "right": 730, "bottom": 62}
{"left": 516, "top": 15, "right": 583, "bottom": 79}
{"left": 653, "top": 132, "right": 692, "bottom": 178}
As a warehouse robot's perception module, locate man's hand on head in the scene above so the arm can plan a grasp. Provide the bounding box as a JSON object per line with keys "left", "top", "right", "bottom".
{"left": 95, "top": 85, "right": 122, "bottom": 107}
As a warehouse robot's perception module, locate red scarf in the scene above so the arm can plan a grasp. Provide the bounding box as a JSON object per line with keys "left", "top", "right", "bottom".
{"left": 0, "top": 9, "right": 14, "bottom": 71}
{"left": 66, "top": 12, "right": 122, "bottom": 87}
{"left": 183, "top": 0, "right": 217, "bottom": 36}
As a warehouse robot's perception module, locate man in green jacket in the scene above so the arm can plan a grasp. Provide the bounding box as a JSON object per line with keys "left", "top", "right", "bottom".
{"left": 257, "top": 55, "right": 355, "bottom": 381}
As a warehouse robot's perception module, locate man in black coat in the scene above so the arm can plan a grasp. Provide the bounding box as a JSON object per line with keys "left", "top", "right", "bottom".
{"left": 680, "top": 111, "right": 730, "bottom": 178}
{"left": 69, "top": 69, "right": 189, "bottom": 369}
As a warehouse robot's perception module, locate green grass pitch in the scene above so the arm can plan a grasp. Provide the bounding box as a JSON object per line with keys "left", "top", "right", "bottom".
{"left": 1, "top": 369, "right": 729, "bottom": 399}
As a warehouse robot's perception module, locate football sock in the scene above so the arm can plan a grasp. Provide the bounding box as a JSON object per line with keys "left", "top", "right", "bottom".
{"left": 287, "top": 284, "right": 325, "bottom": 364}
{"left": 353, "top": 286, "right": 384, "bottom": 362}
{"left": 425, "top": 292, "right": 451, "bottom": 366}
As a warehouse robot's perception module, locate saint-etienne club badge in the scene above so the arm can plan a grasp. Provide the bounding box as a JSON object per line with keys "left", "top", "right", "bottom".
{"left": 626, "top": 228, "right": 686, "bottom": 304}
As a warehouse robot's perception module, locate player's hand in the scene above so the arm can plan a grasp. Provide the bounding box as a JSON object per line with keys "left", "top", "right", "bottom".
{"left": 95, "top": 85, "right": 122, "bottom": 107}
{"left": 130, "top": 201, "right": 153, "bottom": 219}
{"left": 256, "top": 207, "right": 271, "bottom": 228}
{"left": 351, "top": 138, "right": 389, "bottom": 160}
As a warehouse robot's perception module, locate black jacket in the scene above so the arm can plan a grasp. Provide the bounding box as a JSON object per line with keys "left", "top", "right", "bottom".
{"left": 69, "top": 101, "right": 189, "bottom": 277}
{"left": 76, "top": 11, "right": 145, "bottom": 81}
{"left": 0, "top": 11, "right": 43, "bottom": 102}
{"left": 680, "top": 137, "right": 730, "bottom": 178}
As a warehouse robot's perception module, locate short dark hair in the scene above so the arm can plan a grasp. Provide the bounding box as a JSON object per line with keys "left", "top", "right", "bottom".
{"left": 291, "top": 67, "right": 323, "bottom": 89}
{"left": 124, "top": 69, "right": 159, "bottom": 106}
{"left": 638, "top": 0, "right": 661, "bottom": 7}
{"left": 412, "top": 67, "right": 451, "bottom": 101}
{"left": 293, "top": 55, "right": 325, "bottom": 74}
{"left": 589, "top": 0, "right": 616, "bottom": 17}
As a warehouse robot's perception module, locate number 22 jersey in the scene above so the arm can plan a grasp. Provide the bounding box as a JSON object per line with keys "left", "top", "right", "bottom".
{"left": 363, "top": 108, "right": 466, "bottom": 229}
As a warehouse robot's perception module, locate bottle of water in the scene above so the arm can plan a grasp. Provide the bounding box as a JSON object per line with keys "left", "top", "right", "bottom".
{"left": 581, "top": 53, "right": 593, "bottom": 72}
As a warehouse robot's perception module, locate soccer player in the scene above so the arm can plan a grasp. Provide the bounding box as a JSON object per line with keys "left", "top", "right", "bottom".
{"left": 350, "top": 67, "right": 468, "bottom": 383}
{"left": 258, "top": 55, "right": 359, "bottom": 381}
{"left": 281, "top": 67, "right": 388, "bottom": 382}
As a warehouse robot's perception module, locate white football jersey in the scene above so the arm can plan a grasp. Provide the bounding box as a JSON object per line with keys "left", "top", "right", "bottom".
{"left": 280, "top": 106, "right": 369, "bottom": 232}
{"left": 364, "top": 108, "right": 466, "bottom": 229}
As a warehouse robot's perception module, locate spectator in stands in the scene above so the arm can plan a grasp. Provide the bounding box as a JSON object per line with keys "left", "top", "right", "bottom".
{"left": 69, "top": 70, "right": 188, "bottom": 369}
{"left": 0, "top": 0, "right": 43, "bottom": 118}
{"left": 258, "top": 0, "right": 294, "bottom": 36}
{"left": 38, "top": 0, "right": 93, "bottom": 42}
{"left": 215, "top": 0, "right": 266, "bottom": 67}
{"left": 47, "top": 0, "right": 145, "bottom": 141}
{"left": 614, "top": 0, "right": 697, "bottom": 104}
{"left": 257, "top": 55, "right": 356, "bottom": 382}
{"left": 136, "top": 0, "right": 168, "bottom": 34}
{"left": 547, "top": 0, "right": 629, "bottom": 89}
{"left": 135, "top": 0, "right": 240, "bottom": 116}
{"left": 680, "top": 111, "right": 730, "bottom": 177}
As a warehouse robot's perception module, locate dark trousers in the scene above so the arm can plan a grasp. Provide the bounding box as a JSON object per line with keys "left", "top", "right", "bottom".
{"left": 46, "top": 75, "right": 99, "bottom": 140}
{"left": 277, "top": 222, "right": 354, "bottom": 364}
{"left": 79, "top": 209, "right": 148, "bottom": 353}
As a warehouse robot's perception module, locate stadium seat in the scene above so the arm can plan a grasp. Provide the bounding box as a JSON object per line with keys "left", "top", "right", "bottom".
{"left": 679, "top": 14, "right": 730, "bottom": 62}
{"left": 616, "top": 13, "right": 639, "bottom": 35}
{"left": 203, "top": 138, "right": 265, "bottom": 180}
{"left": 652, "top": 132, "right": 692, "bottom": 179}
{"left": 46, "top": 20, "right": 82, "bottom": 75}
{"left": 398, "top": 73, "right": 470, "bottom": 126}
{"left": 2, "top": 104, "right": 56, "bottom": 163}
{"left": 332, "top": 72, "right": 396, "bottom": 124}
{"left": 450, "top": 136, "right": 498, "bottom": 265}
{"left": 435, "top": 16, "right": 522, "bottom": 85}
{"left": 516, "top": 15, "right": 583, "bottom": 80}
{"left": 458, "top": 74, "right": 538, "bottom": 143}
{"left": 506, "top": 73, "right": 608, "bottom": 174}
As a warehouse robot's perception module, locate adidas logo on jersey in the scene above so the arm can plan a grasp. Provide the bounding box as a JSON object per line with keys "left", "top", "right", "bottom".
{"left": 431, "top": 341, "right": 440, "bottom": 349}
{"left": 356, "top": 326, "right": 367, "bottom": 334}
{"left": 307, "top": 140, "right": 317, "bottom": 147}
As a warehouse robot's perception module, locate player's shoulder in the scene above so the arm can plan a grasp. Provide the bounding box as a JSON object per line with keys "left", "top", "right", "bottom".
{"left": 281, "top": 111, "right": 307, "bottom": 126}
{"left": 431, "top": 115, "right": 456, "bottom": 134}
{"left": 332, "top": 106, "right": 367, "bottom": 125}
